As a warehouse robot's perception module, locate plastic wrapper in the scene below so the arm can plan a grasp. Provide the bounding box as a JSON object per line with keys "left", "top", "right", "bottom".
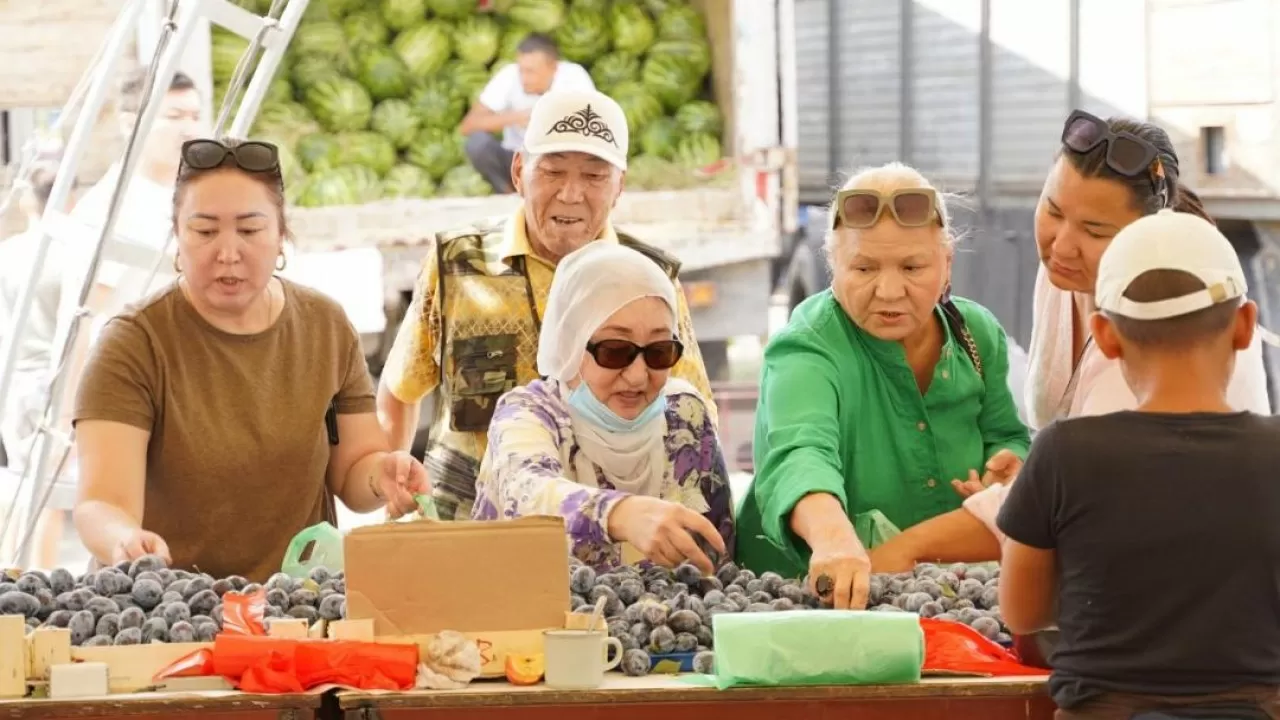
{"left": 281, "top": 522, "right": 344, "bottom": 579}
{"left": 221, "top": 588, "right": 268, "bottom": 636}
{"left": 710, "top": 610, "right": 923, "bottom": 689}
{"left": 153, "top": 648, "right": 216, "bottom": 681}
{"left": 921, "top": 618, "right": 1047, "bottom": 676}
{"left": 212, "top": 634, "right": 418, "bottom": 693}
{"left": 853, "top": 509, "right": 901, "bottom": 549}
{"left": 415, "top": 630, "right": 482, "bottom": 689}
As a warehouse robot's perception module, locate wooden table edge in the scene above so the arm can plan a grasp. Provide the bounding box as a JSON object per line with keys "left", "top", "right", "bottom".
{"left": 0, "top": 692, "right": 323, "bottom": 717}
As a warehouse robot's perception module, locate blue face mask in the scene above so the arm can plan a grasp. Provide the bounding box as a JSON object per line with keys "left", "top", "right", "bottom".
{"left": 567, "top": 383, "right": 667, "bottom": 434}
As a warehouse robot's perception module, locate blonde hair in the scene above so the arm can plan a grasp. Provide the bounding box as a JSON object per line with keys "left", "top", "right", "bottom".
{"left": 823, "top": 161, "right": 961, "bottom": 263}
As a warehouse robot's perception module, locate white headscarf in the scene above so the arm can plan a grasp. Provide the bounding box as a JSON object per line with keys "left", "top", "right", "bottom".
{"left": 538, "top": 242, "right": 679, "bottom": 497}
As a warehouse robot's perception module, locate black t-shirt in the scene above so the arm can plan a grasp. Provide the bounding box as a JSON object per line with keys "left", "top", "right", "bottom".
{"left": 997, "top": 411, "right": 1280, "bottom": 710}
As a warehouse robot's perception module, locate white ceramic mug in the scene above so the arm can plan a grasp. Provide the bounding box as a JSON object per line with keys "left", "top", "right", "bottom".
{"left": 542, "top": 629, "right": 623, "bottom": 689}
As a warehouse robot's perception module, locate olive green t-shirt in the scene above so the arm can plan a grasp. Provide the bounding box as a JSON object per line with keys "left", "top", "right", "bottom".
{"left": 74, "top": 279, "right": 375, "bottom": 582}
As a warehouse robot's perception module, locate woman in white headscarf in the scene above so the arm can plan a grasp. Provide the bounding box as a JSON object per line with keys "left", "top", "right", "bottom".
{"left": 471, "top": 242, "right": 734, "bottom": 575}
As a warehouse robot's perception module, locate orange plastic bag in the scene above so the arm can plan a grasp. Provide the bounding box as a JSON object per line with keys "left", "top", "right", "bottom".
{"left": 213, "top": 634, "right": 419, "bottom": 693}
{"left": 221, "top": 588, "right": 269, "bottom": 636}
{"left": 153, "top": 648, "right": 216, "bottom": 682}
{"left": 920, "top": 618, "right": 1047, "bottom": 677}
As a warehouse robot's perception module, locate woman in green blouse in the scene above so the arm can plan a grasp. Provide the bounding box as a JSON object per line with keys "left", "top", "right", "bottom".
{"left": 736, "top": 162, "right": 1031, "bottom": 609}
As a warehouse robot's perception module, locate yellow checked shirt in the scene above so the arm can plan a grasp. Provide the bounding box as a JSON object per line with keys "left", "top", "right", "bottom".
{"left": 381, "top": 209, "right": 716, "bottom": 520}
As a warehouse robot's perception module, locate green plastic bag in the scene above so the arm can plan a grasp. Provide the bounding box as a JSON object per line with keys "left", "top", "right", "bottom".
{"left": 281, "top": 521, "right": 344, "bottom": 579}
{"left": 854, "top": 509, "right": 902, "bottom": 549}
{"left": 710, "top": 610, "right": 923, "bottom": 689}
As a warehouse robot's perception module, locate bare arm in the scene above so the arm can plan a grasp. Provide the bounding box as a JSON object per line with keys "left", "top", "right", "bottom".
{"left": 868, "top": 508, "right": 1002, "bottom": 572}
{"left": 790, "top": 492, "right": 862, "bottom": 558}
{"left": 73, "top": 419, "right": 152, "bottom": 563}
{"left": 376, "top": 383, "right": 420, "bottom": 452}
{"left": 459, "top": 103, "right": 530, "bottom": 136}
{"left": 998, "top": 539, "right": 1057, "bottom": 634}
{"left": 327, "top": 411, "right": 423, "bottom": 514}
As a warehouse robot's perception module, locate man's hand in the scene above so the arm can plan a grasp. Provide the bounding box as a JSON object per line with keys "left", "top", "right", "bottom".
{"left": 952, "top": 449, "right": 1023, "bottom": 499}
{"left": 607, "top": 496, "right": 724, "bottom": 577}
{"left": 376, "top": 451, "right": 430, "bottom": 518}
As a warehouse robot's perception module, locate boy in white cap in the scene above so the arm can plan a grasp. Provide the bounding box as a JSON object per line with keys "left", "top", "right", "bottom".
{"left": 376, "top": 88, "right": 714, "bottom": 520}
{"left": 997, "top": 209, "right": 1280, "bottom": 718}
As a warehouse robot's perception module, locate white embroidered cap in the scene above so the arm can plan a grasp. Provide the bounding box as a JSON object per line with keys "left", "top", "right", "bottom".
{"left": 523, "top": 89, "right": 629, "bottom": 171}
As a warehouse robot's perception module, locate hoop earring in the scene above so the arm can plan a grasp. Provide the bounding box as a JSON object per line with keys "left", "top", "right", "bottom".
{"left": 275, "top": 252, "right": 287, "bottom": 272}
{"left": 173, "top": 255, "right": 182, "bottom": 274}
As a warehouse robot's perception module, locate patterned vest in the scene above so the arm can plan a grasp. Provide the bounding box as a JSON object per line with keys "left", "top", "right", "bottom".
{"left": 424, "top": 216, "right": 681, "bottom": 520}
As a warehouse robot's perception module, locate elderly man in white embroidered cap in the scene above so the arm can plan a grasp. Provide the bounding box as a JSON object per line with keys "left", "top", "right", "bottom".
{"left": 376, "top": 88, "right": 715, "bottom": 521}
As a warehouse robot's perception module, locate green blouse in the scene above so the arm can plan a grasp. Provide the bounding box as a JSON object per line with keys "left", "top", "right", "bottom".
{"left": 736, "top": 290, "right": 1030, "bottom": 577}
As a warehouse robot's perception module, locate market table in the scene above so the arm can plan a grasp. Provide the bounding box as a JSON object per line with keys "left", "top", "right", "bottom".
{"left": 0, "top": 691, "right": 322, "bottom": 720}
{"left": 336, "top": 675, "right": 1055, "bottom": 720}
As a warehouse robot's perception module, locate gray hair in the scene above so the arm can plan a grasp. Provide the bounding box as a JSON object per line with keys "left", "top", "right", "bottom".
{"left": 518, "top": 149, "right": 623, "bottom": 187}
{"left": 823, "top": 162, "right": 965, "bottom": 266}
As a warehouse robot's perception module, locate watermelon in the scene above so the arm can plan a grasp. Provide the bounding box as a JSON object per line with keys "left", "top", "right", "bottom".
{"left": 256, "top": 102, "right": 321, "bottom": 139}
{"left": 638, "top": 116, "right": 679, "bottom": 159}
{"left": 296, "top": 133, "right": 344, "bottom": 173}
{"left": 641, "top": 54, "right": 700, "bottom": 111}
{"left": 295, "top": 171, "right": 357, "bottom": 207}
{"left": 293, "top": 21, "right": 348, "bottom": 59}
{"left": 211, "top": 29, "right": 250, "bottom": 84}
{"left": 590, "top": 53, "right": 640, "bottom": 93}
{"left": 331, "top": 165, "right": 383, "bottom": 202}
{"left": 641, "top": 0, "right": 679, "bottom": 15}
{"left": 335, "top": 131, "right": 399, "bottom": 176}
{"left": 290, "top": 55, "right": 342, "bottom": 91}
{"left": 454, "top": 15, "right": 501, "bottom": 67}
{"left": 439, "top": 165, "right": 493, "bottom": 197}
{"left": 405, "top": 128, "right": 465, "bottom": 180}
{"left": 411, "top": 80, "right": 466, "bottom": 129}
{"left": 342, "top": 9, "right": 390, "bottom": 48}
{"left": 392, "top": 22, "right": 454, "bottom": 79}
{"left": 499, "top": 23, "right": 534, "bottom": 60}
{"left": 445, "top": 61, "right": 492, "bottom": 102}
{"left": 370, "top": 99, "right": 422, "bottom": 149}
{"left": 657, "top": 5, "right": 705, "bottom": 41}
{"left": 610, "top": 81, "right": 664, "bottom": 133}
{"left": 675, "top": 100, "right": 722, "bottom": 136}
{"left": 554, "top": 8, "right": 610, "bottom": 64}
{"left": 382, "top": 164, "right": 437, "bottom": 198}
{"left": 356, "top": 46, "right": 411, "bottom": 101}
{"left": 674, "top": 132, "right": 720, "bottom": 168}
{"left": 609, "top": 2, "right": 655, "bottom": 55}
{"left": 507, "top": 0, "right": 566, "bottom": 33}
{"left": 380, "top": 0, "right": 426, "bottom": 31}
{"left": 300, "top": 0, "right": 361, "bottom": 24}
{"left": 303, "top": 76, "right": 374, "bottom": 132}
{"left": 428, "top": 0, "right": 476, "bottom": 20}
{"left": 571, "top": 0, "right": 610, "bottom": 11}
{"left": 647, "top": 39, "right": 711, "bottom": 77}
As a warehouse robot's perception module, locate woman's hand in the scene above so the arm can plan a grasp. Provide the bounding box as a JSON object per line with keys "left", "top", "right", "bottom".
{"left": 376, "top": 451, "right": 431, "bottom": 518}
{"left": 608, "top": 496, "right": 725, "bottom": 576}
{"left": 951, "top": 449, "right": 1023, "bottom": 498}
{"left": 867, "top": 535, "right": 919, "bottom": 574}
{"left": 111, "top": 528, "right": 171, "bottom": 565}
{"left": 808, "top": 527, "right": 873, "bottom": 609}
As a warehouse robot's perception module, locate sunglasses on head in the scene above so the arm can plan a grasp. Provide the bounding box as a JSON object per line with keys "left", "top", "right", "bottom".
{"left": 586, "top": 339, "right": 684, "bottom": 371}
{"left": 181, "top": 139, "right": 280, "bottom": 174}
{"left": 831, "top": 187, "right": 944, "bottom": 230}
{"left": 1060, "top": 109, "right": 1167, "bottom": 205}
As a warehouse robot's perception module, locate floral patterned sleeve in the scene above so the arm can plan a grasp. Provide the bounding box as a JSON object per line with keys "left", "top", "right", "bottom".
{"left": 472, "top": 384, "right": 629, "bottom": 550}
{"left": 665, "top": 393, "right": 736, "bottom": 559}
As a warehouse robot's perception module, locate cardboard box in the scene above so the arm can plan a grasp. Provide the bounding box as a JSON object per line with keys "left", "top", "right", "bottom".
{"left": 344, "top": 515, "right": 570, "bottom": 677}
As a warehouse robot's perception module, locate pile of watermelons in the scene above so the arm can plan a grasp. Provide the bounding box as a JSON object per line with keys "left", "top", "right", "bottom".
{"left": 216, "top": 0, "right": 727, "bottom": 207}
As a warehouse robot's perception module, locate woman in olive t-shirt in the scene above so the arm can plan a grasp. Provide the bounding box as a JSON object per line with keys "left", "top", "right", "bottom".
{"left": 72, "top": 138, "right": 429, "bottom": 582}
{"left": 735, "top": 163, "right": 1030, "bottom": 609}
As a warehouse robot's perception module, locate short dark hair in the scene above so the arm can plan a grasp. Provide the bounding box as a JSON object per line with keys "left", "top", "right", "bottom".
{"left": 1108, "top": 269, "right": 1240, "bottom": 349}
{"left": 516, "top": 33, "right": 559, "bottom": 59}
{"left": 172, "top": 137, "right": 288, "bottom": 237}
{"left": 118, "top": 68, "right": 197, "bottom": 113}
{"left": 1061, "top": 115, "right": 1214, "bottom": 225}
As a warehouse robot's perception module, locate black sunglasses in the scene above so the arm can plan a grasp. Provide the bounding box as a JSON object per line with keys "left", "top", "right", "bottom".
{"left": 1060, "top": 109, "right": 1167, "bottom": 205}
{"left": 586, "top": 339, "right": 684, "bottom": 371}
{"left": 181, "top": 139, "right": 280, "bottom": 173}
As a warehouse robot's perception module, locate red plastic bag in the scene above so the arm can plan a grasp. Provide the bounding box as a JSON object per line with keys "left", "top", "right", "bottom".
{"left": 212, "top": 634, "right": 419, "bottom": 693}
{"left": 153, "top": 648, "right": 216, "bottom": 681}
{"left": 920, "top": 618, "right": 1047, "bottom": 676}
{"left": 221, "top": 589, "right": 269, "bottom": 636}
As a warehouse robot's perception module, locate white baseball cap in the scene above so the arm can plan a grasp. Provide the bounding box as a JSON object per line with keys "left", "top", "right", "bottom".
{"left": 523, "top": 89, "right": 629, "bottom": 171}
{"left": 1096, "top": 209, "right": 1248, "bottom": 321}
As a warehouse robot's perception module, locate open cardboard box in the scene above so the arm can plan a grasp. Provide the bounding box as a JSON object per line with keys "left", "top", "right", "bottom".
{"left": 343, "top": 515, "right": 570, "bottom": 678}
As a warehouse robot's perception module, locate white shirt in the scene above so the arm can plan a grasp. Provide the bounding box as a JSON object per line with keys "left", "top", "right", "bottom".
{"left": 0, "top": 228, "right": 65, "bottom": 375}
{"left": 478, "top": 61, "right": 596, "bottom": 151}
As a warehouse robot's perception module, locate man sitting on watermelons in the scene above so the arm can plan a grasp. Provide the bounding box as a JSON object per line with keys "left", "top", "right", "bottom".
{"left": 459, "top": 33, "right": 596, "bottom": 194}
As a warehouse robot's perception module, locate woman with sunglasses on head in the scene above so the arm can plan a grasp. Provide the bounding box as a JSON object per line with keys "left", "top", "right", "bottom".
{"left": 70, "top": 138, "right": 430, "bottom": 582}
{"left": 867, "top": 111, "right": 1272, "bottom": 573}
{"left": 471, "top": 242, "right": 733, "bottom": 575}
{"left": 733, "top": 163, "right": 1030, "bottom": 609}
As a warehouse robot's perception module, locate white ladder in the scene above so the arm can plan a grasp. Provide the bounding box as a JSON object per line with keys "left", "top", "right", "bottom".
{"left": 0, "top": 0, "right": 312, "bottom": 568}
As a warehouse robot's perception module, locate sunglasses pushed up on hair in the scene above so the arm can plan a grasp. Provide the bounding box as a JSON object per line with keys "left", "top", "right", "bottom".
{"left": 181, "top": 139, "right": 280, "bottom": 174}
{"left": 1061, "top": 109, "right": 1168, "bottom": 205}
{"left": 831, "top": 187, "right": 945, "bottom": 230}
{"left": 586, "top": 339, "right": 685, "bottom": 371}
